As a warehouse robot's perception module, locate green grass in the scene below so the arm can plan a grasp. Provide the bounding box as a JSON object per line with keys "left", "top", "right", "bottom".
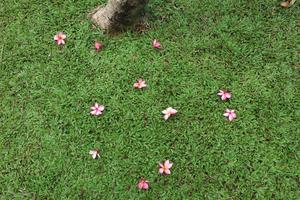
{"left": 0, "top": 0, "right": 299, "bottom": 199}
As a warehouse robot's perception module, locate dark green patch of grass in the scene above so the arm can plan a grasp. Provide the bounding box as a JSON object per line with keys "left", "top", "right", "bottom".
{"left": 0, "top": 0, "right": 299, "bottom": 199}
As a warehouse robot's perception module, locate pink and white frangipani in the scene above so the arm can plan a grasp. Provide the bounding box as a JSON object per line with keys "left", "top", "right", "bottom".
{"left": 224, "top": 109, "right": 237, "bottom": 121}
{"left": 217, "top": 90, "right": 231, "bottom": 101}
{"left": 89, "top": 149, "right": 100, "bottom": 159}
{"left": 162, "top": 107, "right": 177, "bottom": 120}
{"left": 137, "top": 178, "right": 149, "bottom": 190}
{"left": 90, "top": 103, "right": 105, "bottom": 116}
{"left": 152, "top": 39, "right": 161, "bottom": 49}
{"left": 54, "top": 32, "right": 66, "bottom": 45}
{"left": 159, "top": 160, "right": 173, "bottom": 175}
{"left": 134, "top": 79, "right": 147, "bottom": 89}
{"left": 95, "top": 41, "right": 103, "bottom": 51}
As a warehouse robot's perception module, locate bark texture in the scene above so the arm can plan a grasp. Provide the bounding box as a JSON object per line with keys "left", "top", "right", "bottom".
{"left": 280, "top": 0, "right": 296, "bottom": 7}
{"left": 90, "top": 0, "right": 149, "bottom": 32}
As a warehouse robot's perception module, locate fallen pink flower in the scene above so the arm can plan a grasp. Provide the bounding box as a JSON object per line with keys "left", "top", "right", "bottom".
{"left": 95, "top": 42, "right": 103, "bottom": 51}
{"left": 162, "top": 107, "right": 177, "bottom": 120}
{"left": 137, "top": 178, "right": 149, "bottom": 190}
{"left": 54, "top": 32, "right": 66, "bottom": 45}
{"left": 217, "top": 90, "right": 231, "bottom": 101}
{"left": 152, "top": 39, "right": 161, "bottom": 49}
{"left": 159, "top": 160, "right": 173, "bottom": 175}
{"left": 134, "top": 79, "right": 147, "bottom": 89}
{"left": 90, "top": 103, "right": 105, "bottom": 116}
{"left": 223, "top": 109, "right": 237, "bottom": 121}
{"left": 89, "top": 149, "right": 100, "bottom": 159}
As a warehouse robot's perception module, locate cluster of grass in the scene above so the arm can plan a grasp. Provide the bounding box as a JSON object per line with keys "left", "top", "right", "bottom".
{"left": 0, "top": 0, "right": 299, "bottom": 199}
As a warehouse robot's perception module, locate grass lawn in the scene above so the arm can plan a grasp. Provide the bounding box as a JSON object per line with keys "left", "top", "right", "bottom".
{"left": 0, "top": 0, "right": 299, "bottom": 199}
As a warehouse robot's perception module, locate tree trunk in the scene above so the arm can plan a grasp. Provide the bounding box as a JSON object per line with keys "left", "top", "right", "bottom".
{"left": 280, "top": 0, "right": 296, "bottom": 7}
{"left": 90, "top": 0, "right": 149, "bottom": 33}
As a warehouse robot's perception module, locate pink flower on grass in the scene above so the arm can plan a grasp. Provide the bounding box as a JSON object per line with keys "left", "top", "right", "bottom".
{"left": 223, "top": 109, "right": 237, "bottom": 121}
{"left": 162, "top": 107, "right": 177, "bottom": 120}
{"left": 152, "top": 39, "right": 161, "bottom": 49}
{"left": 95, "top": 42, "right": 103, "bottom": 51}
{"left": 89, "top": 149, "right": 100, "bottom": 159}
{"left": 159, "top": 160, "right": 173, "bottom": 175}
{"left": 217, "top": 90, "right": 231, "bottom": 101}
{"left": 137, "top": 178, "right": 149, "bottom": 190}
{"left": 54, "top": 32, "right": 66, "bottom": 45}
{"left": 90, "top": 103, "right": 105, "bottom": 116}
{"left": 134, "top": 79, "right": 147, "bottom": 89}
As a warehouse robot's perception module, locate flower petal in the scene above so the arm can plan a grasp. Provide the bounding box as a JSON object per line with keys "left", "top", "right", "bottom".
{"left": 163, "top": 114, "right": 170, "bottom": 120}
{"left": 162, "top": 110, "right": 168, "bottom": 115}
{"left": 142, "top": 182, "right": 149, "bottom": 189}
{"left": 60, "top": 33, "right": 66, "bottom": 39}
{"left": 170, "top": 109, "right": 177, "bottom": 114}
{"left": 89, "top": 150, "right": 95, "bottom": 155}
{"left": 217, "top": 90, "right": 224, "bottom": 96}
{"left": 165, "top": 161, "right": 173, "bottom": 169}
{"left": 225, "top": 93, "right": 231, "bottom": 99}
{"left": 98, "top": 105, "right": 105, "bottom": 111}
{"left": 138, "top": 182, "right": 144, "bottom": 189}
{"left": 232, "top": 113, "right": 236, "bottom": 118}
{"left": 159, "top": 168, "right": 164, "bottom": 174}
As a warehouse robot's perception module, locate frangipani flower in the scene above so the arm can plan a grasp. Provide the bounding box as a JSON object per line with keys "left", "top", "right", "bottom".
{"left": 89, "top": 149, "right": 100, "bottom": 159}
{"left": 162, "top": 107, "right": 177, "bottom": 120}
{"left": 217, "top": 90, "right": 231, "bottom": 101}
{"left": 95, "top": 42, "right": 103, "bottom": 51}
{"left": 134, "top": 79, "right": 147, "bottom": 89}
{"left": 152, "top": 39, "right": 161, "bottom": 49}
{"left": 54, "top": 32, "right": 66, "bottom": 45}
{"left": 137, "top": 178, "right": 149, "bottom": 190}
{"left": 159, "top": 160, "right": 173, "bottom": 175}
{"left": 223, "top": 109, "right": 236, "bottom": 121}
{"left": 90, "top": 103, "right": 105, "bottom": 116}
